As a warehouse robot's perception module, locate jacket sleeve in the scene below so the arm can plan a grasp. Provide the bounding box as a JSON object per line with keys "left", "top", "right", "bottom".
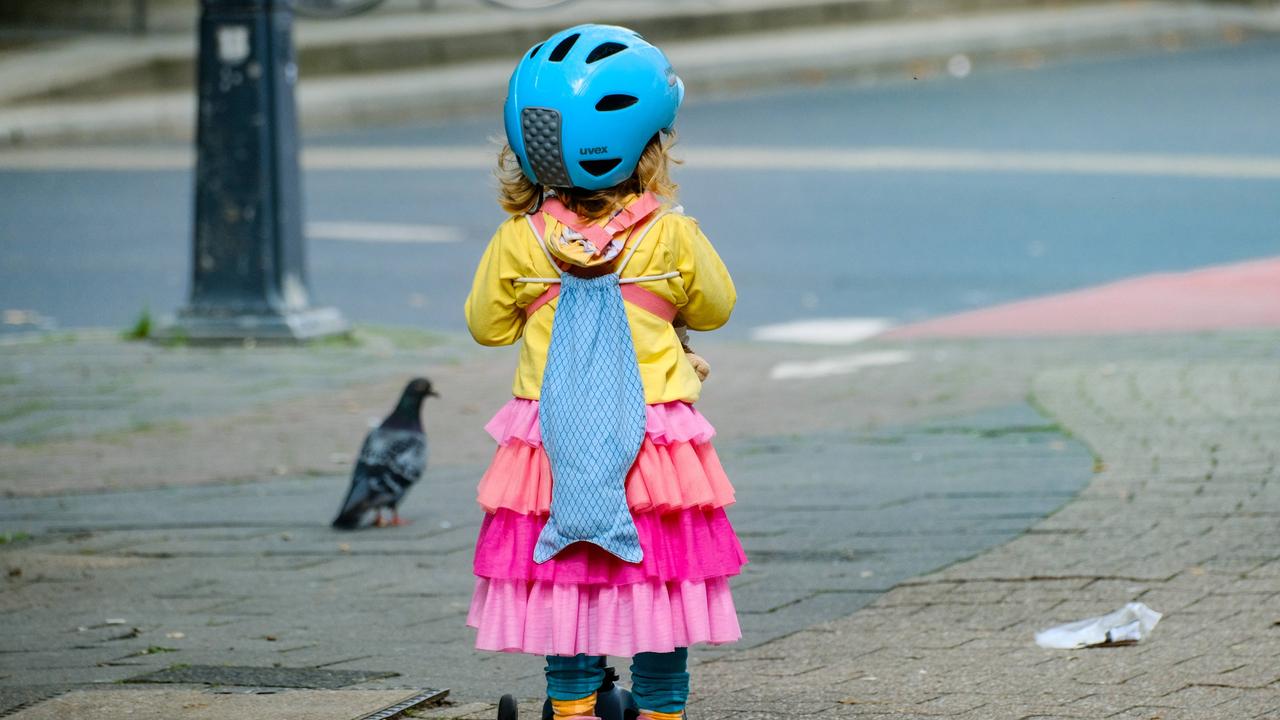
{"left": 674, "top": 217, "right": 736, "bottom": 331}
{"left": 464, "top": 222, "right": 528, "bottom": 346}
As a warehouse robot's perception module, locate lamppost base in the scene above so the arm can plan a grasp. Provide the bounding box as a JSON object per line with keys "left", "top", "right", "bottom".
{"left": 155, "top": 306, "right": 349, "bottom": 344}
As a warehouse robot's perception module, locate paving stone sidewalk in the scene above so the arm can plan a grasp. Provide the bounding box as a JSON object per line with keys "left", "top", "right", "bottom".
{"left": 0, "top": 329, "right": 1103, "bottom": 714}
{"left": 3, "top": 330, "right": 1278, "bottom": 718}
{"left": 681, "top": 360, "right": 1280, "bottom": 719}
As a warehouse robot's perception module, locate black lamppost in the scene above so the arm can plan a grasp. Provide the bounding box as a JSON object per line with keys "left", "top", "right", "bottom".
{"left": 160, "top": 0, "right": 346, "bottom": 342}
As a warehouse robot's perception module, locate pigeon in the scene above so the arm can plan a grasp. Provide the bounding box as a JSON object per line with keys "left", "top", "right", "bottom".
{"left": 332, "top": 377, "right": 436, "bottom": 530}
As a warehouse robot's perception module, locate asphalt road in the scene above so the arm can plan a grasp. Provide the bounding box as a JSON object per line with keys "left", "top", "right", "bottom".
{"left": 1, "top": 40, "right": 1278, "bottom": 337}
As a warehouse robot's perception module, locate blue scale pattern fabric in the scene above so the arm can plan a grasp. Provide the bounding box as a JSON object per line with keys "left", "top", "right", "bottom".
{"left": 535, "top": 272, "right": 646, "bottom": 564}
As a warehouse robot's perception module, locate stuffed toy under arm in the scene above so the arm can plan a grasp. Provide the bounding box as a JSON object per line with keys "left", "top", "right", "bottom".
{"left": 675, "top": 319, "right": 710, "bottom": 382}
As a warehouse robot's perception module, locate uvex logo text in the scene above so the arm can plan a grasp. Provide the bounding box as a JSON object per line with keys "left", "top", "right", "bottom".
{"left": 579, "top": 146, "right": 609, "bottom": 155}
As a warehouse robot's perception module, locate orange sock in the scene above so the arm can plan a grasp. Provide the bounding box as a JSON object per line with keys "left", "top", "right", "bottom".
{"left": 639, "top": 711, "right": 683, "bottom": 720}
{"left": 550, "top": 693, "right": 596, "bottom": 720}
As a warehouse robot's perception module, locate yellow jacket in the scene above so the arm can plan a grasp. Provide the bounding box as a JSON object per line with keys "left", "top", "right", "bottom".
{"left": 465, "top": 211, "right": 736, "bottom": 404}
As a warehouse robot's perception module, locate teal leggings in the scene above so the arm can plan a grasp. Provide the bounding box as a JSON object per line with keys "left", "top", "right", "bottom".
{"left": 545, "top": 649, "right": 688, "bottom": 714}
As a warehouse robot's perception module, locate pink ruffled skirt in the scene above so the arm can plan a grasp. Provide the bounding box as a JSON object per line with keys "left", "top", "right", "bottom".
{"left": 468, "top": 398, "right": 745, "bottom": 657}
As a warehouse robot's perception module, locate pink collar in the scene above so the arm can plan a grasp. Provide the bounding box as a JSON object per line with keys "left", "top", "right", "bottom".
{"left": 539, "top": 192, "right": 662, "bottom": 252}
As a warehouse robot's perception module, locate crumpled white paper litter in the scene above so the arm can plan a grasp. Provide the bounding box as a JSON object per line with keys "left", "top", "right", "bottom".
{"left": 1035, "top": 602, "right": 1163, "bottom": 649}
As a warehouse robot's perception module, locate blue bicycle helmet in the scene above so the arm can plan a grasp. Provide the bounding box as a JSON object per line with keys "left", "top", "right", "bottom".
{"left": 504, "top": 24, "right": 684, "bottom": 191}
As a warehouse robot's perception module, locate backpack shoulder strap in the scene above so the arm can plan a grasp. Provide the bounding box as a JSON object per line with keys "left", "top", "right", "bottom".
{"left": 615, "top": 204, "right": 681, "bottom": 278}
{"left": 524, "top": 213, "right": 562, "bottom": 278}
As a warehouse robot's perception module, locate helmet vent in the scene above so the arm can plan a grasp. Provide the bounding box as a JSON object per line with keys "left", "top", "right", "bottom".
{"left": 585, "top": 42, "right": 627, "bottom": 63}
{"left": 528, "top": 43, "right": 544, "bottom": 59}
{"left": 595, "top": 94, "right": 639, "bottom": 112}
{"left": 579, "top": 158, "right": 622, "bottom": 177}
{"left": 548, "top": 33, "right": 580, "bottom": 62}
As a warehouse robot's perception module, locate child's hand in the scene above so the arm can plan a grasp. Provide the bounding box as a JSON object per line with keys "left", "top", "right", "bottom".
{"left": 686, "top": 351, "right": 710, "bottom": 382}
{"left": 676, "top": 321, "right": 709, "bottom": 380}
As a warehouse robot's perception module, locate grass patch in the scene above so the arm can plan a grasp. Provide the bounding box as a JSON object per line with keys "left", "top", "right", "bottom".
{"left": 305, "top": 331, "right": 361, "bottom": 349}
{"left": 139, "top": 646, "right": 178, "bottom": 656}
{"left": 123, "top": 308, "right": 152, "bottom": 341}
{"left": 850, "top": 435, "right": 906, "bottom": 445}
{"left": 0, "top": 531, "right": 31, "bottom": 545}
{"left": 90, "top": 419, "right": 189, "bottom": 445}
{"left": 10, "top": 415, "right": 75, "bottom": 446}
{"left": 0, "top": 399, "right": 51, "bottom": 423}
{"left": 921, "top": 423, "right": 1065, "bottom": 439}
{"left": 37, "top": 332, "right": 77, "bottom": 345}
{"left": 152, "top": 328, "right": 189, "bottom": 348}
{"left": 355, "top": 325, "right": 448, "bottom": 350}
{"left": 130, "top": 419, "right": 187, "bottom": 434}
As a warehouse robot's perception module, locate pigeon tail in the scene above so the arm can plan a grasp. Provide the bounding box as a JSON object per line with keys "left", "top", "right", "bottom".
{"left": 332, "top": 482, "right": 374, "bottom": 529}
{"left": 332, "top": 504, "right": 368, "bottom": 530}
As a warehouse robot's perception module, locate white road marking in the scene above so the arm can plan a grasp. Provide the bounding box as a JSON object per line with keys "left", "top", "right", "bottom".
{"left": 751, "top": 317, "right": 893, "bottom": 345}
{"left": 0, "top": 147, "right": 192, "bottom": 170}
{"left": 2, "top": 146, "right": 1280, "bottom": 180}
{"left": 684, "top": 147, "right": 1280, "bottom": 180}
{"left": 306, "top": 221, "right": 463, "bottom": 244}
{"left": 770, "top": 350, "right": 914, "bottom": 380}
{"left": 304, "top": 146, "right": 492, "bottom": 170}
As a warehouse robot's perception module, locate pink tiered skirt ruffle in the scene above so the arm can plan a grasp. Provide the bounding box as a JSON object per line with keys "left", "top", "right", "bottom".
{"left": 468, "top": 398, "right": 745, "bottom": 656}
{"left": 477, "top": 440, "right": 736, "bottom": 516}
{"left": 475, "top": 507, "right": 746, "bottom": 585}
{"left": 468, "top": 576, "right": 741, "bottom": 657}
{"left": 485, "top": 398, "right": 717, "bottom": 448}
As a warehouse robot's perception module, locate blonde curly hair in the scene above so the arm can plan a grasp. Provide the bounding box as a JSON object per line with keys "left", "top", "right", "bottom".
{"left": 496, "top": 133, "right": 680, "bottom": 222}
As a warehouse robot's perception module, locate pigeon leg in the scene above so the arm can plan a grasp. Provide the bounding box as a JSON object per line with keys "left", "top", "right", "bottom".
{"left": 374, "top": 508, "right": 389, "bottom": 528}
{"left": 388, "top": 508, "right": 411, "bottom": 527}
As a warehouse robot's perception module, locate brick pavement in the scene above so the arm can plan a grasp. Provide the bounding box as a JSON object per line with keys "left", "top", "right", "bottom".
{"left": 679, "top": 360, "right": 1280, "bottom": 719}
{"left": 3, "top": 331, "right": 1278, "bottom": 718}
{"left": 0, "top": 333, "right": 1099, "bottom": 713}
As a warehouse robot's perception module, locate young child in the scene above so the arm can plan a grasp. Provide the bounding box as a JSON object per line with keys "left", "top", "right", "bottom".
{"left": 464, "top": 24, "right": 745, "bottom": 720}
